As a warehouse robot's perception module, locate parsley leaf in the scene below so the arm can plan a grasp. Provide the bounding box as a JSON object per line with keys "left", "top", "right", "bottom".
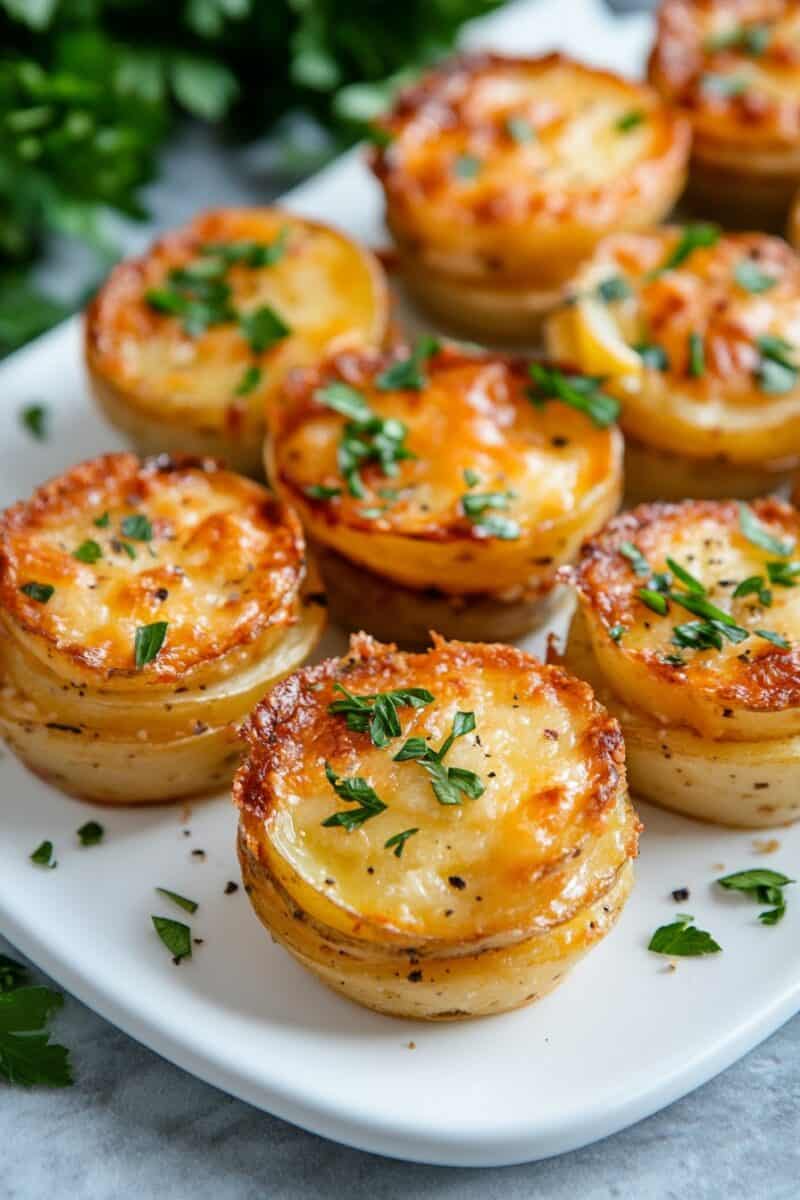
{"left": 733, "top": 575, "right": 772, "bottom": 606}
{"left": 620, "top": 541, "right": 650, "bottom": 577}
{"left": 705, "top": 24, "right": 769, "bottom": 55}
{"left": 463, "top": 468, "right": 481, "bottom": 488}
{"left": 616, "top": 109, "right": 645, "bottom": 133}
{"left": 20, "top": 582, "right": 53, "bottom": 604}
{"left": 73, "top": 539, "right": 102, "bottom": 564}
{"left": 649, "top": 914, "right": 721, "bottom": 956}
{"left": 384, "top": 828, "right": 419, "bottom": 857}
{"left": 609, "top": 624, "right": 626, "bottom": 642}
{"left": 155, "top": 888, "right": 198, "bottom": 915}
{"left": 0, "top": 986, "right": 73, "bottom": 1086}
{"left": 77, "top": 821, "right": 103, "bottom": 847}
{"left": 200, "top": 229, "right": 288, "bottom": 269}
{"left": 235, "top": 364, "right": 262, "bottom": 396}
{"left": 315, "top": 382, "right": 372, "bottom": 422}
{"left": 596, "top": 276, "right": 632, "bottom": 303}
{"left": 93, "top": 511, "right": 110, "bottom": 528}
{"left": 120, "top": 514, "right": 152, "bottom": 541}
{"left": 666, "top": 557, "right": 705, "bottom": 594}
{"left": 394, "top": 711, "right": 483, "bottom": 806}
{"left": 717, "top": 868, "right": 793, "bottom": 925}
{"left": 376, "top": 336, "right": 439, "bottom": 392}
{"left": 635, "top": 342, "right": 670, "bottom": 371}
{"left": 766, "top": 560, "right": 800, "bottom": 587}
{"left": 637, "top": 587, "right": 669, "bottom": 615}
{"left": 30, "top": 840, "right": 56, "bottom": 868}
{"left": 738, "top": 502, "right": 794, "bottom": 557}
{"left": 328, "top": 682, "right": 434, "bottom": 748}
{"left": 701, "top": 73, "right": 747, "bottom": 98}
{"left": 151, "top": 916, "right": 192, "bottom": 962}
{"left": 322, "top": 762, "right": 387, "bottom": 830}
{"left": 506, "top": 115, "right": 535, "bottom": 142}
{"left": 528, "top": 363, "right": 619, "bottom": 428}
{"left": 316, "top": 382, "right": 414, "bottom": 498}
{"left": 304, "top": 484, "right": 342, "bottom": 501}
{"left": 688, "top": 331, "right": 705, "bottom": 377}
{"left": 134, "top": 621, "right": 168, "bottom": 669}
{"left": 756, "top": 335, "right": 798, "bottom": 394}
{"left": 650, "top": 224, "right": 719, "bottom": 276}
{"left": 754, "top": 628, "right": 790, "bottom": 649}
{"left": 735, "top": 259, "right": 776, "bottom": 294}
{"left": 239, "top": 305, "right": 291, "bottom": 354}
{"left": 454, "top": 153, "right": 482, "bottom": 179}
{"left": 19, "top": 402, "right": 48, "bottom": 441}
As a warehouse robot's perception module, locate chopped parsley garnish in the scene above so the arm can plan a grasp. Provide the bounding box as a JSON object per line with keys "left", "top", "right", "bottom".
{"left": 756, "top": 335, "right": 798, "bottom": 394}
{"left": 634, "top": 343, "right": 669, "bottom": 371}
{"left": 134, "top": 621, "right": 168, "bottom": 669}
{"left": 648, "top": 914, "right": 721, "bottom": 956}
{"left": 609, "top": 624, "right": 626, "bottom": 642}
{"left": 754, "top": 628, "right": 790, "bottom": 649}
{"left": 200, "top": 229, "right": 288, "bottom": 269}
{"left": 454, "top": 153, "right": 482, "bottom": 180}
{"left": 30, "top": 840, "right": 55, "bottom": 868}
{"left": 155, "top": 888, "right": 198, "bottom": 915}
{"left": 77, "top": 821, "right": 104, "bottom": 847}
{"left": 239, "top": 305, "right": 291, "bottom": 354}
{"left": 616, "top": 109, "right": 645, "bottom": 133}
{"left": 733, "top": 575, "right": 772, "bottom": 606}
{"left": 704, "top": 24, "right": 769, "bottom": 55}
{"left": 687, "top": 331, "right": 705, "bottom": 377}
{"left": 637, "top": 587, "right": 668, "bottom": 615}
{"left": 73, "top": 539, "right": 102, "bottom": 564}
{"left": 315, "top": 381, "right": 372, "bottom": 422}
{"left": 649, "top": 223, "right": 719, "bottom": 277}
{"left": 701, "top": 73, "right": 747, "bottom": 98}
{"left": 119, "top": 541, "right": 137, "bottom": 560}
{"left": 322, "top": 763, "right": 387, "bottom": 830}
{"left": 460, "top": 491, "right": 520, "bottom": 540}
{"left": 463, "top": 468, "right": 481, "bottom": 488}
{"left": 384, "top": 828, "right": 419, "bottom": 858}
{"left": 717, "top": 868, "right": 793, "bottom": 925}
{"left": 120, "top": 514, "right": 152, "bottom": 542}
{"left": 20, "top": 582, "right": 53, "bottom": 604}
{"left": 376, "top": 335, "right": 439, "bottom": 392}
{"left": 93, "top": 511, "right": 110, "bottom": 528}
{"left": 461, "top": 491, "right": 513, "bottom": 518}
{"left": 596, "top": 276, "right": 632, "bottom": 303}
{"left": 620, "top": 541, "right": 650, "bottom": 577}
{"left": 20, "top": 402, "right": 48, "bottom": 441}
{"left": 146, "top": 268, "right": 235, "bottom": 336}
{"left": 235, "top": 364, "right": 262, "bottom": 395}
{"left": 316, "top": 382, "right": 414, "bottom": 497}
{"left": 471, "top": 513, "right": 520, "bottom": 540}
{"left": 528, "top": 363, "right": 619, "bottom": 428}
{"left": 665, "top": 557, "right": 705, "bottom": 594}
{"left": 672, "top": 619, "right": 739, "bottom": 651}
{"left": 151, "top": 916, "right": 192, "bottom": 962}
{"left": 0, "top": 984, "right": 73, "bottom": 1086}
{"left": 734, "top": 259, "right": 776, "bottom": 294}
{"left": 505, "top": 115, "right": 536, "bottom": 143}
{"left": 304, "top": 484, "right": 342, "bottom": 501}
{"left": 668, "top": 590, "right": 745, "bottom": 636}
{"left": 738, "top": 502, "right": 794, "bottom": 557}
{"left": 394, "top": 711, "right": 484, "bottom": 807}
{"left": 328, "top": 682, "right": 434, "bottom": 748}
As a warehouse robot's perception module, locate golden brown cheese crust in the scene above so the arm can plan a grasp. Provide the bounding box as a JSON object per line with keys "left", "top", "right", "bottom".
{"left": 372, "top": 53, "right": 689, "bottom": 281}
{"left": 269, "top": 344, "right": 622, "bottom": 594}
{"left": 547, "top": 228, "right": 800, "bottom": 464}
{"left": 650, "top": 1, "right": 800, "bottom": 152}
{"left": 0, "top": 453, "right": 306, "bottom": 682}
{"left": 575, "top": 498, "right": 800, "bottom": 714}
{"left": 235, "top": 634, "right": 636, "bottom": 945}
{"left": 85, "top": 208, "right": 388, "bottom": 433}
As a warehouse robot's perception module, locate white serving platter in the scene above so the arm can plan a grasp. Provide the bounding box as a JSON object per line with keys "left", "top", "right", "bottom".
{"left": 2, "top": 0, "right": 799, "bottom": 1168}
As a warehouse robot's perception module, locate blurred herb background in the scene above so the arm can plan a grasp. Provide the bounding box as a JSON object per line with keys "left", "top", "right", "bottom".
{"left": 0, "top": 0, "right": 501, "bottom": 357}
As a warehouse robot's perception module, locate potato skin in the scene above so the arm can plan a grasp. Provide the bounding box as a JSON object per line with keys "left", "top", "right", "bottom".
{"left": 0, "top": 452, "right": 325, "bottom": 803}
{"left": 268, "top": 344, "right": 622, "bottom": 639}
{"left": 86, "top": 208, "right": 389, "bottom": 476}
{"left": 371, "top": 52, "right": 688, "bottom": 337}
{"left": 234, "top": 633, "right": 639, "bottom": 1019}
{"left": 649, "top": 1, "right": 800, "bottom": 227}
{"left": 545, "top": 229, "right": 800, "bottom": 481}
{"left": 573, "top": 499, "right": 800, "bottom": 741}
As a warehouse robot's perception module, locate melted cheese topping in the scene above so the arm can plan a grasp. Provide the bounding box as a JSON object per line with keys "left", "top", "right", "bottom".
{"left": 0, "top": 454, "right": 306, "bottom": 685}
{"left": 650, "top": 1, "right": 800, "bottom": 150}
{"left": 270, "top": 346, "right": 622, "bottom": 594}
{"left": 236, "top": 635, "right": 634, "bottom": 942}
{"left": 575, "top": 499, "right": 800, "bottom": 739}
{"left": 549, "top": 229, "right": 800, "bottom": 463}
{"left": 372, "top": 53, "right": 689, "bottom": 281}
{"left": 86, "top": 208, "right": 387, "bottom": 431}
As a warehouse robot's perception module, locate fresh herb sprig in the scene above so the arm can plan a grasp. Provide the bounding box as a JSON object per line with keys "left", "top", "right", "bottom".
{"left": 717, "top": 868, "right": 794, "bottom": 925}
{"left": 0, "top": 984, "right": 73, "bottom": 1086}
{"left": 528, "top": 364, "right": 619, "bottom": 428}
{"left": 315, "top": 381, "right": 414, "bottom": 498}
{"left": 376, "top": 336, "right": 439, "bottom": 392}
{"left": 328, "top": 682, "right": 434, "bottom": 747}
{"left": 322, "top": 763, "right": 388, "bottom": 830}
{"left": 648, "top": 914, "right": 721, "bottom": 956}
{"left": 394, "top": 711, "right": 484, "bottom": 806}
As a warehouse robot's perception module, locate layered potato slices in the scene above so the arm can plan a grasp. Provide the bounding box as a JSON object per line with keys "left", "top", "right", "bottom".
{"left": 649, "top": 0, "right": 800, "bottom": 227}
{"left": 234, "top": 634, "right": 640, "bottom": 1020}
{"left": 0, "top": 453, "right": 325, "bottom": 804}
{"left": 561, "top": 498, "right": 800, "bottom": 826}
{"left": 546, "top": 226, "right": 800, "bottom": 502}
{"left": 86, "top": 209, "right": 389, "bottom": 476}
{"left": 267, "top": 342, "right": 623, "bottom": 646}
{"left": 370, "top": 52, "right": 689, "bottom": 341}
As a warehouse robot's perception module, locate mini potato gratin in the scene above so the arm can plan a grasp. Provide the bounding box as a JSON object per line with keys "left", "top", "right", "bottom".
{"left": 267, "top": 342, "right": 623, "bottom": 647}
{"left": 558, "top": 497, "right": 800, "bottom": 827}
{"left": 234, "top": 634, "right": 640, "bottom": 1021}
{"left": 85, "top": 208, "right": 389, "bottom": 477}
{"left": 546, "top": 226, "right": 800, "bottom": 502}
{"left": 649, "top": 0, "right": 800, "bottom": 228}
{"left": 0, "top": 453, "right": 325, "bottom": 804}
{"left": 371, "top": 52, "right": 689, "bottom": 341}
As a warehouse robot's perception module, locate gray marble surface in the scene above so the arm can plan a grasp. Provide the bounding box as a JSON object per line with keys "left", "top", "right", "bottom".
{"left": 4, "top": 103, "right": 800, "bottom": 1200}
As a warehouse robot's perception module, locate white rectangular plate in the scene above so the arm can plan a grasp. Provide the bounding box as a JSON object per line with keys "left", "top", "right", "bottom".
{"left": 2, "top": 0, "right": 799, "bottom": 1168}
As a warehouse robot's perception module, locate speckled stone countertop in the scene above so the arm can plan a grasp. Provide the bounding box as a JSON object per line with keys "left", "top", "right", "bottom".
{"left": 4, "top": 98, "right": 800, "bottom": 1200}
